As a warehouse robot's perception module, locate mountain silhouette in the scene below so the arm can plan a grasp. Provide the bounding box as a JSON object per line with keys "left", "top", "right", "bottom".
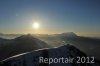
{"left": 60, "top": 32, "right": 77, "bottom": 37}
{"left": 0, "top": 34, "right": 50, "bottom": 61}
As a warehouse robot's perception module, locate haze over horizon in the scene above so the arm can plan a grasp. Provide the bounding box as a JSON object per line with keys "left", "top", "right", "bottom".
{"left": 0, "top": 0, "right": 100, "bottom": 37}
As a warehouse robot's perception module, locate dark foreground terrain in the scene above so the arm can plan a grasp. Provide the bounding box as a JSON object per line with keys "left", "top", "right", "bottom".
{"left": 0, "top": 44, "right": 100, "bottom": 66}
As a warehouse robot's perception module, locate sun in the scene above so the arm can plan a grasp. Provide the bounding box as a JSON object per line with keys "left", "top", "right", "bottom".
{"left": 32, "top": 22, "right": 40, "bottom": 29}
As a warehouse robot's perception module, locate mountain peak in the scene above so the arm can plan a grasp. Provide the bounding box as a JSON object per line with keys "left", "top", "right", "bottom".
{"left": 60, "top": 32, "right": 77, "bottom": 37}
{"left": 15, "top": 34, "right": 34, "bottom": 40}
{"left": 0, "top": 35, "right": 50, "bottom": 61}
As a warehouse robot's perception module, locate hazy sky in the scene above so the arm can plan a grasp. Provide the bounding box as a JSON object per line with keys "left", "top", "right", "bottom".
{"left": 0, "top": 0, "right": 100, "bottom": 36}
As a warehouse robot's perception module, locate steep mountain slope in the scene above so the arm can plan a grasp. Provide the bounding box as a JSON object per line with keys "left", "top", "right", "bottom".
{"left": 0, "top": 44, "right": 100, "bottom": 66}
{"left": 36, "top": 32, "right": 100, "bottom": 60}
{"left": 35, "top": 32, "right": 77, "bottom": 47}
{"left": 0, "top": 35, "right": 50, "bottom": 61}
{"left": 59, "top": 36, "right": 100, "bottom": 60}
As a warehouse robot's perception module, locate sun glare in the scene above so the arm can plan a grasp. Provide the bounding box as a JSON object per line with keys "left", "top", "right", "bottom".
{"left": 32, "top": 22, "right": 40, "bottom": 29}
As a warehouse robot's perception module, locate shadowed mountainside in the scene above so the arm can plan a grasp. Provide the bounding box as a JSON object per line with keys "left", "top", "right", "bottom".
{"left": 0, "top": 34, "right": 50, "bottom": 61}
{"left": 35, "top": 32, "right": 100, "bottom": 60}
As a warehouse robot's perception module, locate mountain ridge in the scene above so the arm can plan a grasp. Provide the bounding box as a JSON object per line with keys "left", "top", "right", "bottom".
{"left": 0, "top": 35, "right": 50, "bottom": 61}
{"left": 0, "top": 44, "right": 100, "bottom": 66}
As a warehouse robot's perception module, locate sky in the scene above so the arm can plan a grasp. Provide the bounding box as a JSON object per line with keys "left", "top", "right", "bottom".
{"left": 0, "top": 0, "right": 100, "bottom": 36}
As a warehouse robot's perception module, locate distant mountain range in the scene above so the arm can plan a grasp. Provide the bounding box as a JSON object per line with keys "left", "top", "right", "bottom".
{"left": 0, "top": 44, "right": 100, "bottom": 66}
{"left": 0, "top": 32, "right": 100, "bottom": 61}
